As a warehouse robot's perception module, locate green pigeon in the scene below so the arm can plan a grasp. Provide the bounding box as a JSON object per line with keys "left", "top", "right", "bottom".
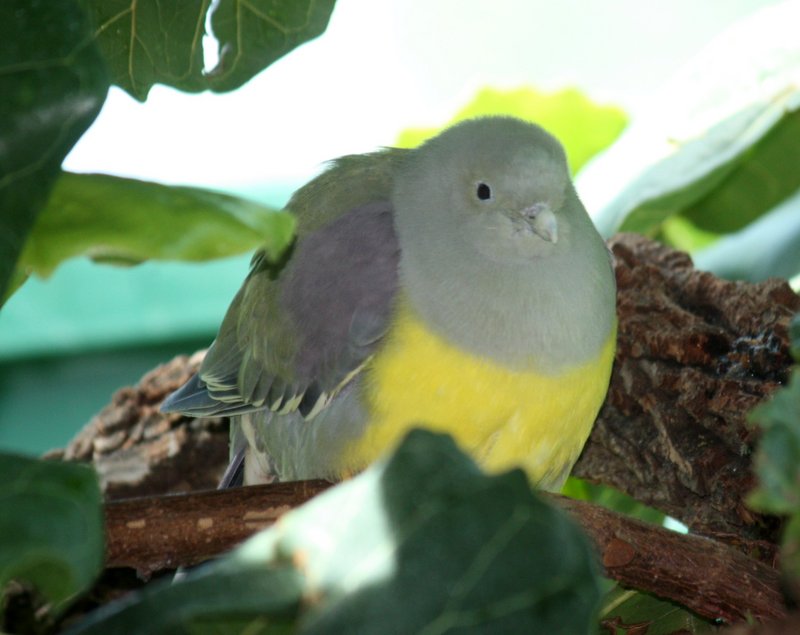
{"left": 162, "top": 116, "right": 617, "bottom": 491}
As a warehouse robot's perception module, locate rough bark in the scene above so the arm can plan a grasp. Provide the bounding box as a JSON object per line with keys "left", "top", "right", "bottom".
{"left": 105, "top": 479, "right": 330, "bottom": 575}
{"left": 50, "top": 351, "right": 229, "bottom": 500}
{"left": 573, "top": 234, "right": 799, "bottom": 547}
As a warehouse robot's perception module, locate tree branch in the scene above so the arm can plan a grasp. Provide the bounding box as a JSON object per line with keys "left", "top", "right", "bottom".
{"left": 574, "top": 234, "right": 798, "bottom": 547}
{"left": 103, "top": 481, "right": 787, "bottom": 624}
{"left": 104, "top": 480, "right": 330, "bottom": 575}
{"left": 556, "top": 495, "right": 786, "bottom": 624}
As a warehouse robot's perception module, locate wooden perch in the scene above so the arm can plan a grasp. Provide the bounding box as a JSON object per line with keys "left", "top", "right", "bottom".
{"left": 574, "top": 235, "right": 798, "bottom": 547}
{"left": 103, "top": 481, "right": 786, "bottom": 624}
{"left": 104, "top": 479, "right": 330, "bottom": 574}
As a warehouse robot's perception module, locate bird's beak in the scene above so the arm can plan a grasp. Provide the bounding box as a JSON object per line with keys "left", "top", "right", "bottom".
{"left": 520, "top": 203, "right": 558, "bottom": 244}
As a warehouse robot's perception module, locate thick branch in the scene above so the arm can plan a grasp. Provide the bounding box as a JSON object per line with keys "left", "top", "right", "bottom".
{"left": 104, "top": 480, "right": 330, "bottom": 575}
{"left": 104, "top": 482, "right": 786, "bottom": 624}
{"left": 574, "top": 234, "right": 799, "bottom": 545}
{"left": 557, "top": 495, "right": 785, "bottom": 624}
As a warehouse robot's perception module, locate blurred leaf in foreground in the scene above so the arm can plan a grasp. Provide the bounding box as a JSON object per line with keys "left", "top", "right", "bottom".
{"left": 396, "top": 86, "right": 628, "bottom": 175}
{"left": 69, "top": 430, "right": 602, "bottom": 634}
{"left": 563, "top": 479, "right": 665, "bottom": 527}
{"left": 13, "top": 172, "right": 295, "bottom": 290}
{"left": 0, "top": 453, "right": 103, "bottom": 625}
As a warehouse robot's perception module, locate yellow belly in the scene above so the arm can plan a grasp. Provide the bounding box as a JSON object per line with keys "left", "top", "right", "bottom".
{"left": 342, "top": 303, "right": 616, "bottom": 490}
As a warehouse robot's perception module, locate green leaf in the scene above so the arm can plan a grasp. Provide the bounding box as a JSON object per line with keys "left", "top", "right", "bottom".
{"left": 791, "top": 314, "right": 800, "bottom": 360}
{"left": 747, "top": 368, "right": 800, "bottom": 516}
{"left": 692, "top": 187, "right": 800, "bottom": 282}
{"left": 563, "top": 479, "right": 665, "bottom": 526}
{"left": 747, "top": 314, "right": 800, "bottom": 594}
{"left": 597, "top": 586, "right": 716, "bottom": 634}
{"left": 16, "top": 172, "right": 295, "bottom": 282}
{"left": 208, "top": 0, "right": 336, "bottom": 93}
{"left": 395, "top": 86, "right": 628, "bottom": 175}
{"left": 79, "top": 0, "right": 209, "bottom": 99}
{"left": 82, "top": 0, "right": 337, "bottom": 100}
{"left": 0, "top": 453, "right": 103, "bottom": 620}
{"left": 69, "top": 430, "right": 602, "bottom": 634}
{"left": 581, "top": 1, "right": 800, "bottom": 239}
{"left": 0, "top": 0, "right": 109, "bottom": 301}
{"left": 781, "top": 514, "right": 800, "bottom": 597}
{"left": 68, "top": 565, "right": 304, "bottom": 635}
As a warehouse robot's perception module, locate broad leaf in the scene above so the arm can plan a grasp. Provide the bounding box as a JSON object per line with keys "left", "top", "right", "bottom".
{"left": 82, "top": 0, "right": 337, "bottom": 100}
{"left": 14, "top": 172, "right": 295, "bottom": 287}
{"left": 748, "top": 367, "right": 800, "bottom": 516}
{"left": 748, "top": 315, "right": 800, "bottom": 589}
{"left": 579, "top": 1, "right": 800, "bottom": 239}
{"left": 396, "top": 86, "right": 628, "bottom": 175}
{"left": 597, "top": 587, "right": 716, "bottom": 634}
{"left": 69, "top": 430, "right": 602, "bottom": 634}
{"left": 0, "top": 453, "right": 103, "bottom": 621}
{"left": 563, "top": 479, "right": 665, "bottom": 527}
{"left": 0, "top": 0, "right": 108, "bottom": 301}
{"left": 693, "top": 186, "right": 800, "bottom": 282}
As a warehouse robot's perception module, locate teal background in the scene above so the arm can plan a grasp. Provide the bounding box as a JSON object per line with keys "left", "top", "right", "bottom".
{"left": 0, "top": 185, "right": 294, "bottom": 455}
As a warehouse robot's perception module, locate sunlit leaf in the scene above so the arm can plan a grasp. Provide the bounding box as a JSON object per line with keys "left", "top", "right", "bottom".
{"left": 68, "top": 430, "right": 602, "bottom": 634}
{"left": 597, "top": 586, "right": 717, "bottom": 634}
{"left": 16, "top": 172, "right": 295, "bottom": 282}
{"left": 0, "top": 453, "right": 103, "bottom": 621}
{"left": 693, "top": 187, "right": 800, "bottom": 282}
{"left": 564, "top": 478, "right": 665, "bottom": 526}
{"left": 0, "top": 0, "right": 108, "bottom": 300}
{"left": 748, "top": 367, "right": 800, "bottom": 516}
{"left": 396, "top": 86, "right": 628, "bottom": 175}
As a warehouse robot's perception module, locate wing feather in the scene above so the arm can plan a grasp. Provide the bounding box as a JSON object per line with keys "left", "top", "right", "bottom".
{"left": 162, "top": 151, "right": 405, "bottom": 420}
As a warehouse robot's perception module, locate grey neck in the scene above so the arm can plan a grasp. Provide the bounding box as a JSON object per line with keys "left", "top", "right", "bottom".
{"left": 398, "top": 216, "right": 616, "bottom": 374}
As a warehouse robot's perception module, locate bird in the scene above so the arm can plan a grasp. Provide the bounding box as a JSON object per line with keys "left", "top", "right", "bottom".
{"left": 161, "top": 116, "right": 617, "bottom": 492}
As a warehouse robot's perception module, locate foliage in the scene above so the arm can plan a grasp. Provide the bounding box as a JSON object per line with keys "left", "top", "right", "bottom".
{"left": 10, "top": 173, "right": 295, "bottom": 300}
{"left": 3, "top": 1, "right": 800, "bottom": 633}
{"left": 66, "top": 431, "right": 602, "bottom": 635}
{"left": 577, "top": 0, "right": 800, "bottom": 284}
{"left": 0, "top": 454, "right": 103, "bottom": 625}
{"left": 748, "top": 314, "right": 800, "bottom": 589}
{"left": 0, "top": 0, "right": 334, "bottom": 302}
{"left": 81, "top": 0, "right": 335, "bottom": 100}
{"left": 396, "top": 86, "right": 628, "bottom": 175}
{"left": 562, "top": 479, "right": 665, "bottom": 527}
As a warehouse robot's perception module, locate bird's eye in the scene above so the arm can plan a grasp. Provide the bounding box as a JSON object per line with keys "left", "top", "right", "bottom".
{"left": 476, "top": 182, "right": 492, "bottom": 201}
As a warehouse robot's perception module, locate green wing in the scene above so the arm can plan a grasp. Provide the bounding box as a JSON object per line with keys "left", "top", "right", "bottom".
{"left": 162, "top": 149, "right": 407, "bottom": 419}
